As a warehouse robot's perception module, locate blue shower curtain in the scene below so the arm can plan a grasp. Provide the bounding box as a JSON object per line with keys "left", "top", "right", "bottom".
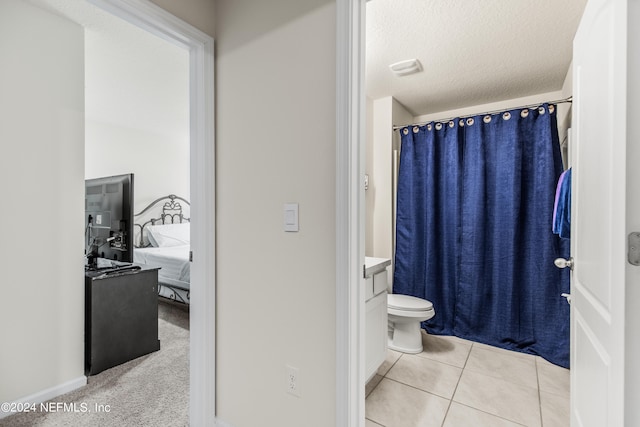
{"left": 393, "top": 105, "right": 570, "bottom": 367}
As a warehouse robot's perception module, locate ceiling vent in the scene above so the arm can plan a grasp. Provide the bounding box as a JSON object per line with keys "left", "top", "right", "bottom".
{"left": 389, "top": 59, "right": 422, "bottom": 76}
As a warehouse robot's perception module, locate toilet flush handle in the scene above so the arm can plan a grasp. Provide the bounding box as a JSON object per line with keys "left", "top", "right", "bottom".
{"left": 554, "top": 257, "right": 574, "bottom": 270}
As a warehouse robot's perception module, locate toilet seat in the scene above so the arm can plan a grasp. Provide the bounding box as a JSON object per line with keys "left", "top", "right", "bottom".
{"left": 388, "top": 294, "right": 433, "bottom": 312}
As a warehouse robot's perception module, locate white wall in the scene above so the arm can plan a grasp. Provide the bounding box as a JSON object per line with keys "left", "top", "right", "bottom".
{"left": 0, "top": 0, "right": 85, "bottom": 405}
{"left": 85, "top": 119, "right": 189, "bottom": 213}
{"left": 215, "top": 1, "right": 337, "bottom": 425}
{"left": 150, "top": 0, "right": 215, "bottom": 36}
{"left": 368, "top": 97, "right": 411, "bottom": 262}
{"left": 365, "top": 96, "right": 374, "bottom": 255}
{"left": 369, "top": 97, "right": 391, "bottom": 260}
{"left": 83, "top": 8, "right": 190, "bottom": 213}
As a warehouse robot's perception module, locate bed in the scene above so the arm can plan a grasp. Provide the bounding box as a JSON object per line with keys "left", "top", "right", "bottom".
{"left": 133, "top": 194, "right": 191, "bottom": 304}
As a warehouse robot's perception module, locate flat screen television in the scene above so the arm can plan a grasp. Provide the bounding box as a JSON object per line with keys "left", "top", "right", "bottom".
{"left": 85, "top": 173, "right": 134, "bottom": 268}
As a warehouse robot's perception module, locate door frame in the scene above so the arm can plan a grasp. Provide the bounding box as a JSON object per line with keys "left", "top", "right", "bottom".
{"left": 336, "top": 0, "right": 366, "bottom": 426}
{"left": 337, "top": 1, "right": 640, "bottom": 426}
{"left": 88, "top": 0, "right": 216, "bottom": 425}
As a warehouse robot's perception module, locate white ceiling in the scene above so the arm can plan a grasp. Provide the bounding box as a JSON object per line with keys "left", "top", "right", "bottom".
{"left": 29, "top": 0, "right": 587, "bottom": 126}
{"left": 366, "top": 0, "right": 588, "bottom": 116}
{"left": 28, "top": 0, "right": 188, "bottom": 139}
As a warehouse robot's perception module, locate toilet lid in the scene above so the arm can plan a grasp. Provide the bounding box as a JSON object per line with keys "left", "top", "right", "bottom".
{"left": 388, "top": 294, "right": 433, "bottom": 312}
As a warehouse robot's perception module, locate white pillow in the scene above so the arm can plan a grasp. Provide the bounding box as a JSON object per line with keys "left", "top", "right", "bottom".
{"left": 147, "top": 223, "right": 190, "bottom": 247}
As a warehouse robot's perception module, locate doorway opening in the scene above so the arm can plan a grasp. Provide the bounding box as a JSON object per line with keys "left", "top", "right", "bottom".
{"left": 31, "top": 0, "right": 215, "bottom": 424}
{"left": 336, "top": 0, "right": 582, "bottom": 425}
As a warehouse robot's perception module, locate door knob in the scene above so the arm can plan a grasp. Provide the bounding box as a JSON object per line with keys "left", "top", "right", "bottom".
{"left": 554, "top": 257, "right": 574, "bottom": 270}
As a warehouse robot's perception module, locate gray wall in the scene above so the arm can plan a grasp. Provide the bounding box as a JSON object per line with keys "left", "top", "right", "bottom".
{"left": 0, "top": 0, "right": 85, "bottom": 404}
{"left": 215, "top": 1, "right": 338, "bottom": 425}
{"left": 150, "top": 0, "right": 215, "bottom": 36}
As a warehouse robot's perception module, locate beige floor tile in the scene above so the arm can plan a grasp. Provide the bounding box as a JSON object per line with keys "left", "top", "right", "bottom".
{"left": 386, "top": 354, "right": 463, "bottom": 399}
{"left": 431, "top": 333, "right": 474, "bottom": 346}
{"left": 537, "top": 360, "right": 570, "bottom": 397}
{"left": 453, "top": 370, "right": 541, "bottom": 427}
{"left": 471, "top": 341, "right": 537, "bottom": 362}
{"left": 366, "top": 374, "right": 383, "bottom": 397}
{"left": 465, "top": 346, "right": 537, "bottom": 389}
{"left": 443, "top": 402, "right": 526, "bottom": 427}
{"left": 540, "top": 391, "right": 570, "bottom": 427}
{"left": 415, "top": 332, "right": 473, "bottom": 368}
{"left": 377, "top": 349, "right": 402, "bottom": 376}
{"left": 365, "top": 419, "right": 385, "bottom": 427}
{"left": 536, "top": 355, "right": 559, "bottom": 368}
{"left": 365, "top": 378, "right": 450, "bottom": 427}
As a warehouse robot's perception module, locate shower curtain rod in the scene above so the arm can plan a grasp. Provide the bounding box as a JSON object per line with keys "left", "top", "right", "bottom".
{"left": 392, "top": 96, "right": 573, "bottom": 131}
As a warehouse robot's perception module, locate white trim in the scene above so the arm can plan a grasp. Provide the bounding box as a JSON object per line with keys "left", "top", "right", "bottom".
{"left": 87, "top": 1, "right": 216, "bottom": 425}
{"left": 336, "top": 0, "right": 366, "bottom": 426}
{"left": 0, "top": 377, "right": 87, "bottom": 420}
{"left": 187, "top": 14, "right": 216, "bottom": 427}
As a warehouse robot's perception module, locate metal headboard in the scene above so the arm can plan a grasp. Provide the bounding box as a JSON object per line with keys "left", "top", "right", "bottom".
{"left": 134, "top": 194, "right": 190, "bottom": 248}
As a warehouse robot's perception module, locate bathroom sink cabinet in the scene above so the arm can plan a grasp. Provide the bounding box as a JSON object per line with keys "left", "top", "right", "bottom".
{"left": 365, "top": 264, "right": 389, "bottom": 382}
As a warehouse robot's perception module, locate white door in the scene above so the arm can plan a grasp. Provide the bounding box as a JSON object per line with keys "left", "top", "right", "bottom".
{"left": 570, "top": 0, "right": 634, "bottom": 425}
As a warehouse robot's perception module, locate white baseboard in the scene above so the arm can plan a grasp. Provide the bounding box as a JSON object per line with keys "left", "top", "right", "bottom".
{"left": 0, "top": 376, "right": 87, "bottom": 420}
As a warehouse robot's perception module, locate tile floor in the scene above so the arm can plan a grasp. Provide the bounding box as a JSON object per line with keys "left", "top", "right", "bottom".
{"left": 365, "top": 332, "right": 569, "bottom": 427}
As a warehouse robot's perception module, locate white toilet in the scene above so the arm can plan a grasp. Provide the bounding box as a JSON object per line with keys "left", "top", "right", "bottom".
{"left": 387, "top": 294, "right": 435, "bottom": 354}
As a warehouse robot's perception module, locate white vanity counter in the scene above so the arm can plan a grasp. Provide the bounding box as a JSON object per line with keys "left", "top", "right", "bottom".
{"left": 364, "top": 257, "right": 390, "bottom": 302}
{"left": 365, "top": 257, "right": 391, "bottom": 278}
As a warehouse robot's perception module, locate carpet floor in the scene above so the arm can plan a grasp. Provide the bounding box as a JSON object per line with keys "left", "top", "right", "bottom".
{"left": 1, "top": 300, "right": 189, "bottom": 427}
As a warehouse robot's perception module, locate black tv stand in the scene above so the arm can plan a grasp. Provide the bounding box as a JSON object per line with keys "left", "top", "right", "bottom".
{"left": 101, "top": 265, "right": 141, "bottom": 275}
{"left": 86, "top": 263, "right": 141, "bottom": 277}
{"left": 84, "top": 260, "right": 160, "bottom": 375}
{"left": 85, "top": 258, "right": 132, "bottom": 271}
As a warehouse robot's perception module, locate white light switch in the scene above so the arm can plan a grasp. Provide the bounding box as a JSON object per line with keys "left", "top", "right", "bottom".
{"left": 284, "top": 203, "right": 299, "bottom": 232}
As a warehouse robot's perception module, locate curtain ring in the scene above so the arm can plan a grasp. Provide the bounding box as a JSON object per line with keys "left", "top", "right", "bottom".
{"left": 435, "top": 123, "right": 443, "bottom": 130}
{"left": 483, "top": 115, "right": 491, "bottom": 123}
{"left": 413, "top": 126, "right": 420, "bottom": 133}
{"left": 538, "top": 106, "right": 546, "bottom": 115}
{"left": 427, "top": 124, "right": 432, "bottom": 131}
{"left": 402, "top": 128, "right": 409, "bottom": 135}
{"left": 448, "top": 121, "right": 454, "bottom": 128}
{"left": 503, "top": 112, "right": 511, "bottom": 120}
{"left": 549, "top": 105, "right": 555, "bottom": 114}
{"left": 466, "top": 117, "right": 474, "bottom": 126}
{"left": 521, "top": 109, "right": 529, "bottom": 118}
{"left": 459, "top": 119, "right": 465, "bottom": 127}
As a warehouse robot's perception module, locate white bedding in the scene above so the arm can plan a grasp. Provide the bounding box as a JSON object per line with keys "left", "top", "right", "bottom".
{"left": 134, "top": 245, "right": 190, "bottom": 290}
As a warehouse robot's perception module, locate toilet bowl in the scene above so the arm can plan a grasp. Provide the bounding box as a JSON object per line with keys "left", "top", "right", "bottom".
{"left": 387, "top": 294, "right": 435, "bottom": 354}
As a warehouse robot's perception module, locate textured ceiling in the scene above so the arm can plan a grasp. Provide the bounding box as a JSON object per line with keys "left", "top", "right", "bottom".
{"left": 366, "top": 0, "right": 588, "bottom": 116}
{"left": 28, "top": 0, "right": 188, "bottom": 139}
{"left": 29, "top": 0, "right": 586, "bottom": 125}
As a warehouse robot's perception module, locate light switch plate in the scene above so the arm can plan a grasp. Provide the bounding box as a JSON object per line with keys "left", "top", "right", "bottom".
{"left": 284, "top": 203, "right": 299, "bottom": 232}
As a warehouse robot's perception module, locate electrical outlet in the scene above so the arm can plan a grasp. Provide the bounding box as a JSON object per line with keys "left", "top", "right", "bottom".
{"left": 286, "top": 364, "right": 301, "bottom": 397}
